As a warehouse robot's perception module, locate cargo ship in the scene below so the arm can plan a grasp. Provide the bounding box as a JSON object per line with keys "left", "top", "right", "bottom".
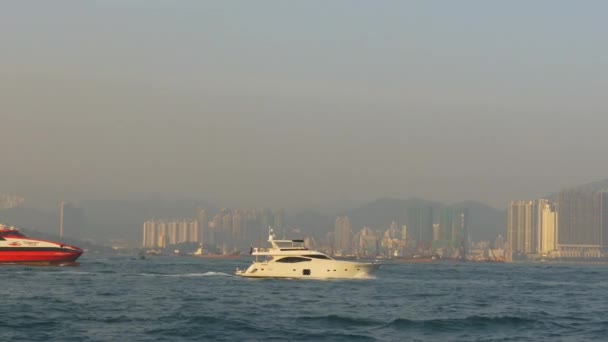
{"left": 0, "top": 224, "right": 83, "bottom": 265}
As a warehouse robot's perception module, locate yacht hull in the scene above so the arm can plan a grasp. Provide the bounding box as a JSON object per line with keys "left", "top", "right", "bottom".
{"left": 236, "top": 260, "right": 380, "bottom": 279}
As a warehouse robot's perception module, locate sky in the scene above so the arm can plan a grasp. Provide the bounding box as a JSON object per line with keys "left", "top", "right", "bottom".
{"left": 1, "top": 1, "right": 608, "bottom": 211}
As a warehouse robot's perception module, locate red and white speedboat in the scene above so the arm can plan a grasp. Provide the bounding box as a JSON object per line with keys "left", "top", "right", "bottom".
{"left": 0, "top": 224, "right": 83, "bottom": 265}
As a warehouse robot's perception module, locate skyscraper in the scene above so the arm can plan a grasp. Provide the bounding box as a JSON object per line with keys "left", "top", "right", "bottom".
{"left": 142, "top": 220, "right": 157, "bottom": 248}
{"left": 167, "top": 221, "right": 178, "bottom": 245}
{"left": 557, "top": 189, "right": 608, "bottom": 256}
{"left": 507, "top": 201, "right": 536, "bottom": 254}
{"left": 187, "top": 220, "right": 199, "bottom": 243}
{"left": 157, "top": 221, "right": 167, "bottom": 248}
{"left": 537, "top": 199, "right": 557, "bottom": 255}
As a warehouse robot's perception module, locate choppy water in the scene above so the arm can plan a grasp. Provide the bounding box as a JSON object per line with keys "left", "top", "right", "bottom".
{"left": 1, "top": 255, "right": 607, "bottom": 341}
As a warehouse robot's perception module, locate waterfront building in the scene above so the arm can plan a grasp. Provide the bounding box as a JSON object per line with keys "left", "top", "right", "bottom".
{"left": 557, "top": 190, "right": 608, "bottom": 257}
{"left": 177, "top": 220, "right": 188, "bottom": 244}
{"left": 157, "top": 221, "right": 167, "bottom": 247}
{"left": 187, "top": 220, "right": 198, "bottom": 243}
{"left": 167, "top": 221, "right": 178, "bottom": 245}
{"left": 142, "top": 220, "right": 156, "bottom": 248}
{"left": 357, "top": 226, "right": 378, "bottom": 256}
{"left": 507, "top": 201, "right": 536, "bottom": 254}
{"left": 537, "top": 199, "right": 557, "bottom": 255}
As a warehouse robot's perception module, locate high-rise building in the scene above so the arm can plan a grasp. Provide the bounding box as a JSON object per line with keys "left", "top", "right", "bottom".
{"left": 167, "top": 221, "right": 178, "bottom": 245}
{"left": 537, "top": 199, "right": 557, "bottom": 255}
{"left": 142, "top": 220, "right": 157, "bottom": 248}
{"left": 157, "top": 221, "right": 167, "bottom": 246}
{"left": 187, "top": 220, "right": 199, "bottom": 243}
{"left": 157, "top": 221, "right": 167, "bottom": 248}
{"left": 358, "top": 226, "right": 378, "bottom": 256}
{"left": 507, "top": 201, "right": 536, "bottom": 254}
{"left": 334, "top": 216, "right": 352, "bottom": 255}
{"left": 59, "top": 201, "right": 84, "bottom": 238}
{"left": 557, "top": 190, "right": 608, "bottom": 256}
{"left": 178, "top": 220, "right": 188, "bottom": 244}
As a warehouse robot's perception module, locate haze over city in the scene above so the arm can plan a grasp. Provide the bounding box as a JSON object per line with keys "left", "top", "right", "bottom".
{"left": 4, "top": 3, "right": 608, "bottom": 341}
{"left": 2, "top": 1, "right": 608, "bottom": 212}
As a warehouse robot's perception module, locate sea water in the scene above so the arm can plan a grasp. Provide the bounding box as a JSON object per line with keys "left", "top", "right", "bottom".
{"left": 1, "top": 255, "right": 607, "bottom": 341}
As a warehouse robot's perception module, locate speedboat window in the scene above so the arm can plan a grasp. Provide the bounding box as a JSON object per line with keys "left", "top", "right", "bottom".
{"left": 275, "top": 257, "right": 311, "bottom": 263}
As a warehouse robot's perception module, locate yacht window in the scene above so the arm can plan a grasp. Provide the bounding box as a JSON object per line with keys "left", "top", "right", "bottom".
{"left": 275, "top": 257, "right": 311, "bottom": 263}
{"left": 303, "top": 254, "right": 332, "bottom": 260}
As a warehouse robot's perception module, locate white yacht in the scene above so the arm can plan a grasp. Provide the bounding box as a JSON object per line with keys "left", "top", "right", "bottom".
{"left": 235, "top": 230, "right": 380, "bottom": 279}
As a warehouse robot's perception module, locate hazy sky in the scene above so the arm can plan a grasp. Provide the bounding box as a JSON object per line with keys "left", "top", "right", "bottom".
{"left": 1, "top": 1, "right": 607, "bottom": 210}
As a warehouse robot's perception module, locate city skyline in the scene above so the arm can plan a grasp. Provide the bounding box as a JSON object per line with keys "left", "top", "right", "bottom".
{"left": 2, "top": 2, "right": 608, "bottom": 340}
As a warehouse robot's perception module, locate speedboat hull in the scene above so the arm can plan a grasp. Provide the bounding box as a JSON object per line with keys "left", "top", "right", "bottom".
{"left": 0, "top": 248, "right": 83, "bottom": 264}
{"left": 236, "top": 259, "right": 380, "bottom": 279}
{"left": 0, "top": 226, "right": 83, "bottom": 265}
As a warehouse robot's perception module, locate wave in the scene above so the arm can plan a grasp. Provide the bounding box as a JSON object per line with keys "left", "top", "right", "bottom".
{"left": 297, "top": 314, "right": 383, "bottom": 327}
{"left": 296, "top": 314, "right": 539, "bottom": 332}
{"left": 385, "top": 315, "right": 539, "bottom": 331}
